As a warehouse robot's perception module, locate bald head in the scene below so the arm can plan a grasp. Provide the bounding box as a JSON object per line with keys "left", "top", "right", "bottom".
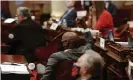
{"left": 62, "top": 32, "right": 79, "bottom": 42}
{"left": 61, "top": 32, "right": 81, "bottom": 49}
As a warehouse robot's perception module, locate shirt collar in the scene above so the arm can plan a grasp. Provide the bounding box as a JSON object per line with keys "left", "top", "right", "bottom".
{"left": 64, "top": 49, "right": 72, "bottom": 52}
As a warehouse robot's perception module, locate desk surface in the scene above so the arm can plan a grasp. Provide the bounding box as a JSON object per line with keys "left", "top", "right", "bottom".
{"left": 1, "top": 54, "right": 32, "bottom": 76}
{"left": 1, "top": 54, "right": 27, "bottom": 64}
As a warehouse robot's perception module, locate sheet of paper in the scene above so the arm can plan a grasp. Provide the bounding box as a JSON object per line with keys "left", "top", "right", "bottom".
{"left": 50, "top": 23, "right": 58, "bottom": 30}
{"left": 100, "top": 37, "right": 105, "bottom": 49}
{"left": 0, "top": 64, "right": 29, "bottom": 74}
{"left": 115, "top": 42, "right": 128, "bottom": 47}
{"left": 2, "top": 62, "right": 27, "bottom": 65}
{"left": 90, "top": 30, "right": 99, "bottom": 36}
{"left": 71, "top": 27, "right": 85, "bottom": 33}
{"left": 77, "top": 10, "right": 87, "bottom": 17}
{"left": 4, "top": 18, "right": 16, "bottom": 23}
{"left": 127, "top": 21, "right": 133, "bottom": 28}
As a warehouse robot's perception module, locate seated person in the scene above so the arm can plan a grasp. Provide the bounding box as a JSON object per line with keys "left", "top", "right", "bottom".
{"left": 72, "top": 50, "right": 104, "bottom": 80}
{"left": 8, "top": 7, "right": 46, "bottom": 62}
{"left": 58, "top": 0, "right": 77, "bottom": 27}
{"left": 90, "top": 1, "right": 114, "bottom": 37}
{"left": 41, "top": 31, "right": 93, "bottom": 80}
{"left": 104, "top": 1, "right": 117, "bottom": 19}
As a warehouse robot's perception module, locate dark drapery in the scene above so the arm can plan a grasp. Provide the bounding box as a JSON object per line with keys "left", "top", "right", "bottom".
{"left": 1, "top": 1, "right": 11, "bottom": 18}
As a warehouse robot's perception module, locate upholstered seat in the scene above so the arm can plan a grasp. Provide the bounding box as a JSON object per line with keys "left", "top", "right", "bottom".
{"left": 35, "top": 42, "right": 60, "bottom": 63}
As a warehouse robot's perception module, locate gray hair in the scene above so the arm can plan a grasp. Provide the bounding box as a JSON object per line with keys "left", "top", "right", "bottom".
{"left": 82, "top": 50, "right": 105, "bottom": 77}
{"left": 17, "top": 7, "right": 31, "bottom": 19}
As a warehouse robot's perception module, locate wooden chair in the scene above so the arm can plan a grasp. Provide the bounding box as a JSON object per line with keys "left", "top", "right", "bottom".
{"left": 55, "top": 60, "right": 73, "bottom": 80}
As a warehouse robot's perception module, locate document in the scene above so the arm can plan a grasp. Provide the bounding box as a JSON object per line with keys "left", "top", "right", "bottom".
{"left": 0, "top": 64, "right": 29, "bottom": 74}
{"left": 71, "top": 28, "right": 99, "bottom": 36}
{"left": 50, "top": 23, "right": 59, "bottom": 30}
{"left": 100, "top": 37, "right": 105, "bottom": 49}
{"left": 4, "top": 18, "right": 16, "bottom": 23}
{"left": 77, "top": 10, "right": 87, "bottom": 18}
{"left": 127, "top": 21, "right": 133, "bottom": 28}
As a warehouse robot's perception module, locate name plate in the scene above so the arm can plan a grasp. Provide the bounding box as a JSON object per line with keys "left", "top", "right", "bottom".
{"left": 50, "top": 23, "right": 59, "bottom": 30}
{"left": 100, "top": 37, "right": 105, "bottom": 49}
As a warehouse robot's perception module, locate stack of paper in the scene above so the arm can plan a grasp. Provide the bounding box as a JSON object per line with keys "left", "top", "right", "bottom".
{"left": 71, "top": 28, "right": 99, "bottom": 36}
{"left": 0, "top": 64, "right": 29, "bottom": 74}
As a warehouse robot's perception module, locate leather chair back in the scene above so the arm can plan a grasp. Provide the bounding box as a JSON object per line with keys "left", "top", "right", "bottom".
{"left": 35, "top": 42, "right": 60, "bottom": 63}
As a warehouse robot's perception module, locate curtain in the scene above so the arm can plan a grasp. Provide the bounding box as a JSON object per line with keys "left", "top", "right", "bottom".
{"left": 1, "top": 1, "right": 11, "bottom": 18}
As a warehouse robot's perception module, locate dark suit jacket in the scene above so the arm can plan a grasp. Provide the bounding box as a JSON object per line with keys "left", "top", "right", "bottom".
{"left": 60, "top": 8, "right": 77, "bottom": 27}
{"left": 8, "top": 18, "right": 46, "bottom": 62}
{"left": 107, "top": 3, "right": 117, "bottom": 18}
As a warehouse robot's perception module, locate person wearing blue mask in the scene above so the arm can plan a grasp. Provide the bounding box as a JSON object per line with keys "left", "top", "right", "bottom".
{"left": 58, "top": 0, "right": 77, "bottom": 27}
{"left": 72, "top": 50, "right": 104, "bottom": 80}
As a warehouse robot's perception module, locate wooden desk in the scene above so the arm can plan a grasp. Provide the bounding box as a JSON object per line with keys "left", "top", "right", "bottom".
{"left": 1, "top": 54, "right": 27, "bottom": 64}
{"left": 1, "top": 44, "right": 10, "bottom": 53}
{"left": 92, "top": 42, "right": 108, "bottom": 63}
{"left": 1, "top": 21, "right": 16, "bottom": 43}
{"left": 92, "top": 41, "right": 131, "bottom": 80}
{"left": 1, "top": 54, "right": 32, "bottom": 80}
